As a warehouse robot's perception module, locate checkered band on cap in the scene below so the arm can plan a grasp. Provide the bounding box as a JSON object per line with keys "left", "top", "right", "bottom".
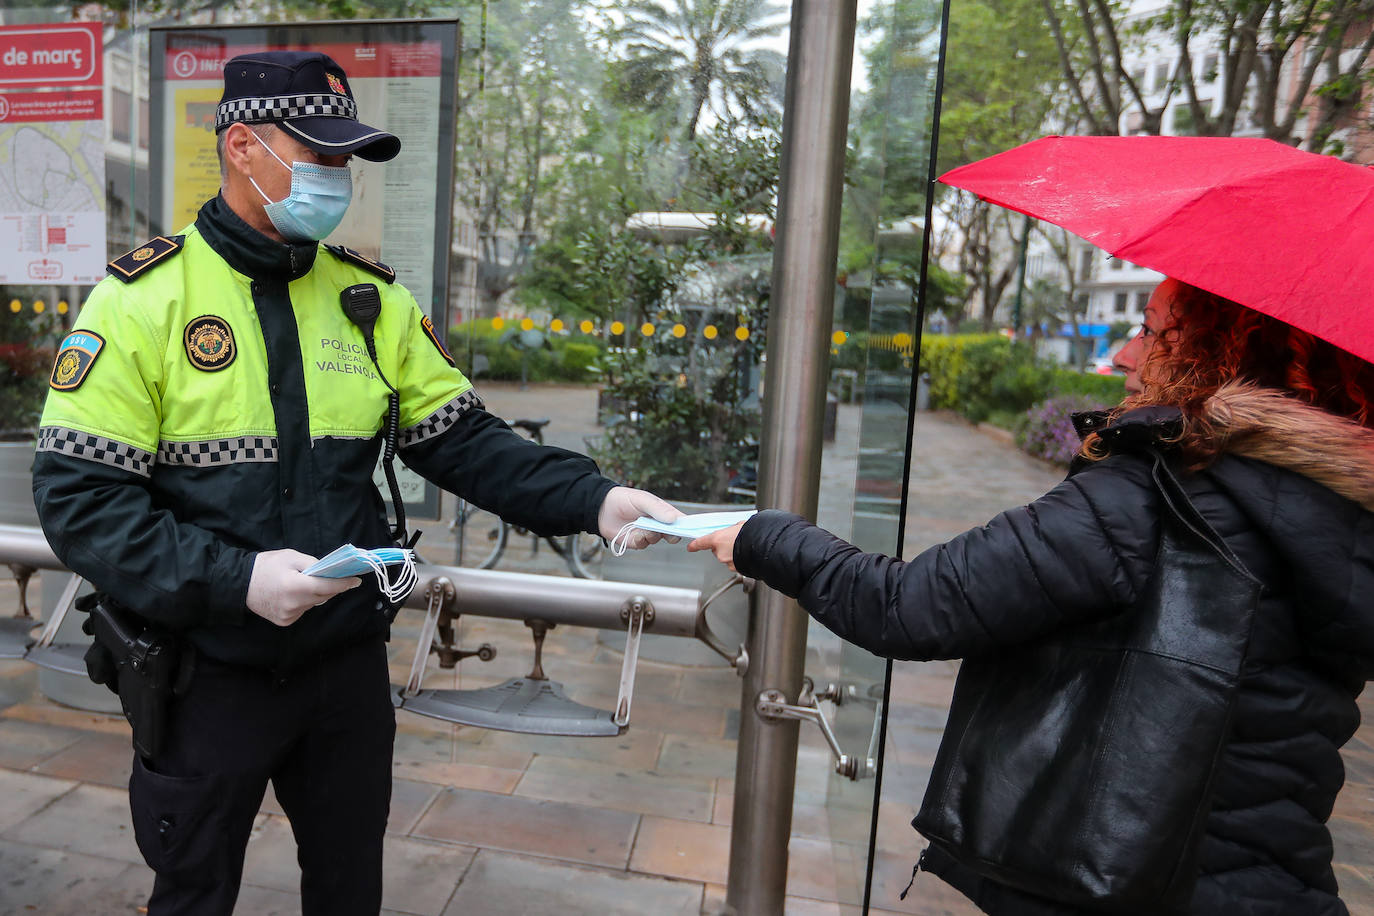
{"left": 215, "top": 93, "right": 358, "bottom": 130}
{"left": 158, "top": 437, "right": 279, "bottom": 468}
{"left": 399, "top": 390, "right": 485, "bottom": 450}
{"left": 38, "top": 427, "right": 154, "bottom": 478}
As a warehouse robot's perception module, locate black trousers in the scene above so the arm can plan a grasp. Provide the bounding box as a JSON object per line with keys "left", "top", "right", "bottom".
{"left": 127, "top": 638, "right": 396, "bottom": 916}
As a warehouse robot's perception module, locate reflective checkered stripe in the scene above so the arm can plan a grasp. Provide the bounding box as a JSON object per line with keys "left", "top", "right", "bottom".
{"left": 399, "top": 390, "right": 484, "bottom": 449}
{"left": 37, "top": 427, "right": 154, "bottom": 478}
{"left": 215, "top": 94, "right": 357, "bottom": 130}
{"left": 158, "top": 436, "right": 279, "bottom": 468}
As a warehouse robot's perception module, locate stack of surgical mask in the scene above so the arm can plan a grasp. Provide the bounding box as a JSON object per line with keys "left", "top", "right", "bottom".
{"left": 609, "top": 510, "right": 757, "bottom": 556}
{"left": 304, "top": 544, "right": 417, "bottom": 603}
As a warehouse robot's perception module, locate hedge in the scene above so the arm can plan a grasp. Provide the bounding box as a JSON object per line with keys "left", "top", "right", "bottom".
{"left": 448, "top": 320, "right": 606, "bottom": 383}
{"left": 914, "top": 334, "right": 1126, "bottom": 465}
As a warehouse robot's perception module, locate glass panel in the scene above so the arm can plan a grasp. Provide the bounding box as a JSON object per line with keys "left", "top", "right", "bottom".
{"left": 441, "top": 0, "right": 789, "bottom": 582}
{"left": 807, "top": 0, "right": 946, "bottom": 908}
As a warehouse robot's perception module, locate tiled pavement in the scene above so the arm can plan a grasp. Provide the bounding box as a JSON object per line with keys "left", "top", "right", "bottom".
{"left": 1, "top": 382, "right": 1371, "bottom": 915}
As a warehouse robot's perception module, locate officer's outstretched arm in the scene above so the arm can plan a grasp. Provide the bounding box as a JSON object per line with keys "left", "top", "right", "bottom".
{"left": 402, "top": 405, "right": 616, "bottom": 538}
{"left": 383, "top": 297, "right": 617, "bottom": 536}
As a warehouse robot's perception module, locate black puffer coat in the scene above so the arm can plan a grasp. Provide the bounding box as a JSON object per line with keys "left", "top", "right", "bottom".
{"left": 734, "top": 387, "right": 1374, "bottom": 916}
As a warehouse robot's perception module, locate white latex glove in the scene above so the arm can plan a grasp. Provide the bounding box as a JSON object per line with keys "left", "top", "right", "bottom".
{"left": 246, "top": 548, "right": 362, "bottom": 627}
{"left": 597, "top": 486, "right": 684, "bottom": 549}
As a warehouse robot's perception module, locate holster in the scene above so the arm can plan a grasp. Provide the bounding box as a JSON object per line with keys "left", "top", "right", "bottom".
{"left": 78, "top": 594, "right": 194, "bottom": 760}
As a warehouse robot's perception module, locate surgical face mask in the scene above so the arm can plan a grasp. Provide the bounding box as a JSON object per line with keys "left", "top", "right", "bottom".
{"left": 304, "top": 544, "right": 417, "bottom": 604}
{"left": 609, "top": 510, "right": 757, "bottom": 556}
{"left": 249, "top": 130, "right": 352, "bottom": 242}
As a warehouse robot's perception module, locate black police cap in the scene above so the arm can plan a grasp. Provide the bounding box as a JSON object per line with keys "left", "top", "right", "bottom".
{"left": 215, "top": 50, "right": 400, "bottom": 162}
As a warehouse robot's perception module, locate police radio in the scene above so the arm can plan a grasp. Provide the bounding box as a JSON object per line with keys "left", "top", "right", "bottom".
{"left": 340, "top": 283, "right": 418, "bottom": 551}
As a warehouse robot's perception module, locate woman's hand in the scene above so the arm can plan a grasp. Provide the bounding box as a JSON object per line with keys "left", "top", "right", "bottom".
{"left": 687, "top": 520, "right": 747, "bottom": 573}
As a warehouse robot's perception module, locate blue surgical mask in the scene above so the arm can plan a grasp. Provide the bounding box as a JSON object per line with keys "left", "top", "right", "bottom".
{"left": 609, "top": 510, "right": 757, "bottom": 555}
{"left": 303, "top": 544, "right": 417, "bottom": 603}
{"left": 249, "top": 131, "right": 352, "bottom": 242}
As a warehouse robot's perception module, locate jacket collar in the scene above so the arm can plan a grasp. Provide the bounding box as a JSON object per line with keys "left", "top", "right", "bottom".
{"left": 195, "top": 194, "right": 317, "bottom": 282}
{"left": 1072, "top": 405, "right": 1182, "bottom": 450}
{"left": 1077, "top": 384, "right": 1374, "bottom": 512}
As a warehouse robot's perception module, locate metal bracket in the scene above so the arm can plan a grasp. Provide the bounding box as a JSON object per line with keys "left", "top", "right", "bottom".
{"left": 756, "top": 677, "right": 878, "bottom": 781}
{"left": 23, "top": 573, "right": 88, "bottom": 675}
{"left": 404, "top": 577, "right": 454, "bottom": 697}
{"left": 695, "top": 574, "right": 750, "bottom": 676}
{"left": 613, "top": 596, "right": 652, "bottom": 727}
{"left": 619, "top": 596, "right": 655, "bottom": 629}
{"left": 30, "top": 573, "right": 83, "bottom": 651}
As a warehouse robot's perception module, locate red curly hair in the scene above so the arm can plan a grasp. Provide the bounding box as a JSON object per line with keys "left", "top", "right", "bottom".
{"left": 1087, "top": 280, "right": 1374, "bottom": 467}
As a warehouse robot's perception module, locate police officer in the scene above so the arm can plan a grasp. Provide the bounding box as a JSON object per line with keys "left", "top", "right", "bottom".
{"left": 31, "top": 50, "right": 679, "bottom": 916}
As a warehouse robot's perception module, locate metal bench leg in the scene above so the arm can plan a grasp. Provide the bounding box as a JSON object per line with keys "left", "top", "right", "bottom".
{"left": 8, "top": 563, "right": 35, "bottom": 619}
{"left": 24, "top": 573, "right": 89, "bottom": 675}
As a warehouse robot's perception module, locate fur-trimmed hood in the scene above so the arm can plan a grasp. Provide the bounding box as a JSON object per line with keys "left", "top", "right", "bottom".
{"left": 1204, "top": 381, "right": 1374, "bottom": 513}
{"left": 1193, "top": 382, "right": 1374, "bottom": 680}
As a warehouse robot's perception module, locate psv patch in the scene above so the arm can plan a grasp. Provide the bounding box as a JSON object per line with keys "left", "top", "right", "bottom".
{"left": 184, "top": 316, "right": 236, "bottom": 372}
{"left": 420, "top": 315, "right": 456, "bottom": 368}
{"left": 49, "top": 330, "right": 105, "bottom": 391}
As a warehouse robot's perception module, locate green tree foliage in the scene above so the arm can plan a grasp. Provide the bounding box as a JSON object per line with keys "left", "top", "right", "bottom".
{"left": 63, "top": 0, "right": 445, "bottom": 28}
{"left": 1042, "top": 0, "right": 1374, "bottom": 154}
{"left": 609, "top": 0, "right": 788, "bottom": 142}
{"left": 588, "top": 116, "right": 779, "bottom": 502}
{"left": 937, "top": 0, "right": 1064, "bottom": 330}
{"left": 454, "top": 0, "right": 612, "bottom": 313}
{"left": 919, "top": 334, "right": 1124, "bottom": 425}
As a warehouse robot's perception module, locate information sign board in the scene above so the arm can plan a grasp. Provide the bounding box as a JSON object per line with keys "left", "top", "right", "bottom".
{"left": 0, "top": 22, "right": 106, "bottom": 286}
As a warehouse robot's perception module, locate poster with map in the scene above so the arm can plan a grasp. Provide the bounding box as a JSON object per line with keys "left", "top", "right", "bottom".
{"left": 0, "top": 22, "right": 105, "bottom": 285}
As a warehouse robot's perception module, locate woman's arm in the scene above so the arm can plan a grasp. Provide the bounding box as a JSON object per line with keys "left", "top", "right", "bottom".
{"left": 693, "top": 456, "right": 1160, "bottom": 660}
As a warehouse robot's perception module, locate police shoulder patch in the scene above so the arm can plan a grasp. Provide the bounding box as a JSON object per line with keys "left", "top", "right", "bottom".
{"left": 325, "top": 245, "right": 396, "bottom": 284}
{"left": 420, "top": 314, "right": 456, "bottom": 368}
{"left": 184, "top": 315, "right": 236, "bottom": 372}
{"left": 50, "top": 330, "right": 105, "bottom": 391}
{"left": 107, "top": 235, "right": 184, "bottom": 283}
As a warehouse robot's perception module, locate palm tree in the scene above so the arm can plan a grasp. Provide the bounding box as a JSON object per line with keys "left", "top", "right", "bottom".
{"left": 612, "top": 0, "right": 788, "bottom": 141}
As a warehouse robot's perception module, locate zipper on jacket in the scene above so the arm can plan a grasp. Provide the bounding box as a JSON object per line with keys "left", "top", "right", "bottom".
{"left": 899, "top": 848, "right": 928, "bottom": 900}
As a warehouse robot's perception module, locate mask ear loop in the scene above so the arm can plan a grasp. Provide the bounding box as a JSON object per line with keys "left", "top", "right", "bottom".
{"left": 389, "top": 551, "right": 418, "bottom": 602}
{"left": 359, "top": 550, "right": 417, "bottom": 604}
{"left": 246, "top": 127, "right": 293, "bottom": 206}
{"left": 610, "top": 521, "right": 641, "bottom": 556}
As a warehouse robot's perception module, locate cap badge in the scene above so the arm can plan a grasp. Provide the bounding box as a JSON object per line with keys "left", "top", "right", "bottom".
{"left": 184, "top": 316, "right": 237, "bottom": 372}
{"left": 327, "top": 73, "right": 346, "bottom": 95}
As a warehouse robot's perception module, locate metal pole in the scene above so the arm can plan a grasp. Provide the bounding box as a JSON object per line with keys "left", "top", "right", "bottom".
{"left": 724, "top": 2, "right": 857, "bottom": 913}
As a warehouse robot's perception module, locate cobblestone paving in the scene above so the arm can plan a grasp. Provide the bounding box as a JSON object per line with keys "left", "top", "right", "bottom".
{"left": 0, "top": 381, "right": 1369, "bottom": 915}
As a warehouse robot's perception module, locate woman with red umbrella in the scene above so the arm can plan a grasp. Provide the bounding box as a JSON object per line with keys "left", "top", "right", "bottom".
{"left": 691, "top": 138, "right": 1374, "bottom": 915}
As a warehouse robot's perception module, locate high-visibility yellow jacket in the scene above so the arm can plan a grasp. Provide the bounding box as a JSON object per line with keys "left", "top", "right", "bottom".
{"left": 33, "top": 195, "right": 612, "bottom": 670}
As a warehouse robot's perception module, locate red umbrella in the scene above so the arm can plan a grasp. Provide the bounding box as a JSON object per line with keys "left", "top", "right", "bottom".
{"left": 938, "top": 135, "right": 1374, "bottom": 364}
